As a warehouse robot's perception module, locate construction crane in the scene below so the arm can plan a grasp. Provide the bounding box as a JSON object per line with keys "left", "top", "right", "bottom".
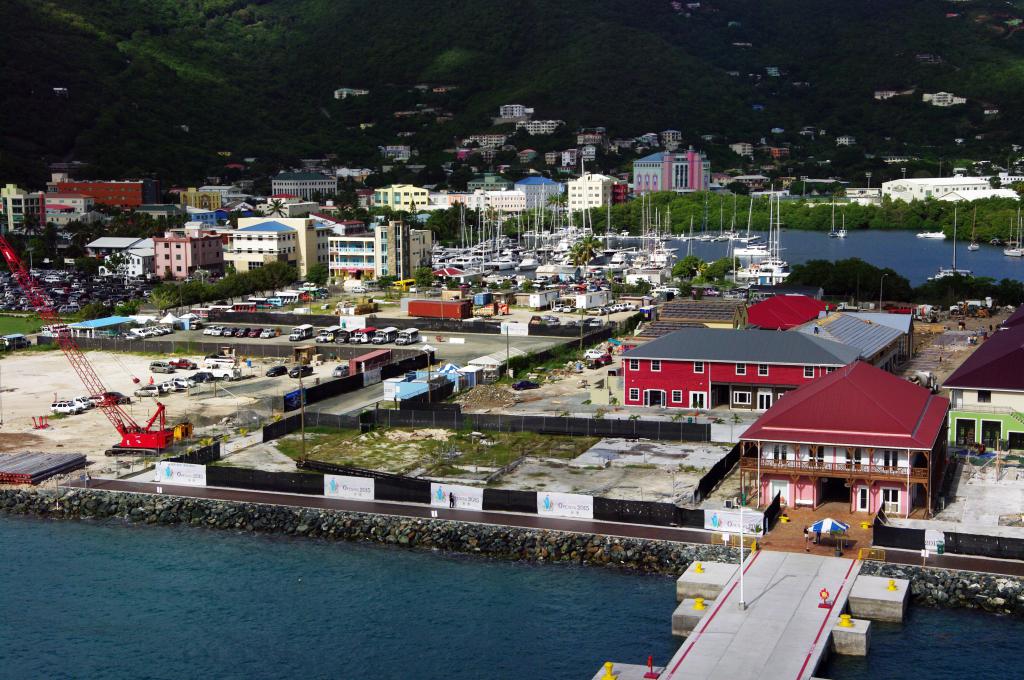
{"left": 0, "top": 237, "right": 175, "bottom": 454}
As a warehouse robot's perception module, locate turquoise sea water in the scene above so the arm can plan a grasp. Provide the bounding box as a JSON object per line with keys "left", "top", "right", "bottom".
{"left": 2, "top": 515, "right": 1022, "bottom": 679}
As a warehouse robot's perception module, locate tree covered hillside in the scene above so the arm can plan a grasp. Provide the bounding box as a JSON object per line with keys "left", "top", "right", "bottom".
{"left": 4, "top": 0, "right": 1024, "bottom": 183}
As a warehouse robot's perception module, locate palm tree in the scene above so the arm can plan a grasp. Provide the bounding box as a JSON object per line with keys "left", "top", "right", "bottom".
{"left": 569, "top": 235, "right": 602, "bottom": 267}
{"left": 264, "top": 199, "right": 287, "bottom": 217}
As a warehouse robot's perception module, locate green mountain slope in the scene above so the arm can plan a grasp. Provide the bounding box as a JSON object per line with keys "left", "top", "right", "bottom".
{"left": 3, "top": 0, "right": 1024, "bottom": 183}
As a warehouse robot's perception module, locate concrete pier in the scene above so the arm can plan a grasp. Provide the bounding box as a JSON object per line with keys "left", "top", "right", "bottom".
{"left": 848, "top": 575, "right": 909, "bottom": 622}
{"left": 659, "top": 552, "right": 861, "bottom": 680}
{"left": 831, "top": 616, "right": 871, "bottom": 655}
{"left": 675, "top": 561, "right": 737, "bottom": 601}
{"left": 672, "top": 598, "right": 715, "bottom": 637}
{"left": 589, "top": 661, "right": 664, "bottom": 680}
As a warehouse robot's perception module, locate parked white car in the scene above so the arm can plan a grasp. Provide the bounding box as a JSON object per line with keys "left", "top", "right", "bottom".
{"left": 171, "top": 377, "right": 196, "bottom": 390}
{"left": 72, "top": 397, "right": 94, "bottom": 411}
{"left": 584, "top": 348, "right": 609, "bottom": 361}
{"left": 51, "top": 400, "right": 84, "bottom": 415}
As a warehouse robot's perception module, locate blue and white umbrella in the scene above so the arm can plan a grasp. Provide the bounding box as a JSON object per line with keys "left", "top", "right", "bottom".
{"left": 809, "top": 518, "right": 849, "bottom": 534}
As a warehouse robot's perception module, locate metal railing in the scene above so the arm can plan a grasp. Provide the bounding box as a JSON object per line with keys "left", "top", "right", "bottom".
{"left": 740, "top": 457, "right": 929, "bottom": 481}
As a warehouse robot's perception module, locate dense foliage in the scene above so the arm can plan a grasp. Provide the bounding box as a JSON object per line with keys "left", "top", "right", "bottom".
{"left": 148, "top": 261, "right": 297, "bottom": 310}
{"left": 5, "top": 0, "right": 1024, "bottom": 184}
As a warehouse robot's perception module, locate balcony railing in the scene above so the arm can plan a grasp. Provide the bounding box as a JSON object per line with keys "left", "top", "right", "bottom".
{"left": 740, "top": 457, "right": 929, "bottom": 481}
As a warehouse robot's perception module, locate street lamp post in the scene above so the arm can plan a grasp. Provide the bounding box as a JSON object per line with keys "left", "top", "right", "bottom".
{"left": 738, "top": 505, "right": 746, "bottom": 610}
{"left": 865, "top": 172, "right": 872, "bottom": 189}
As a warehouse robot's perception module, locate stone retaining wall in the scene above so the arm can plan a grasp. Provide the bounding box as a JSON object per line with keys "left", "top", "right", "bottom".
{"left": 0, "top": 488, "right": 735, "bottom": 575}
{"left": 860, "top": 561, "right": 1024, "bottom": 617}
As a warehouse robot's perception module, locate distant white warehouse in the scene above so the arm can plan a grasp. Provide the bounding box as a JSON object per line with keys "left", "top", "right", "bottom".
{"left": 881, "top": 176, "right": 1019, "bottom": 203}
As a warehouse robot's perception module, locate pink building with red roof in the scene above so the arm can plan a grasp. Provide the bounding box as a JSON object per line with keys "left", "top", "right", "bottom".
{"left": 739, "top": 361, "right": 948, "bottom": 517}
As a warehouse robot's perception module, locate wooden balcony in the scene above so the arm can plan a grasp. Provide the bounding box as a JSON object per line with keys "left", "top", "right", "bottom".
{"left": 740, "top": 457, "right": 929, "bottom": 482}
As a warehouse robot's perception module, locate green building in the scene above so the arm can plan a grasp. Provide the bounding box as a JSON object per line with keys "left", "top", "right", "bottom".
{"left": 943, "top": 318, "right": 1024, "bottom": 450}
{"left": 467, "top": 173, "right": 512, "bottom": 192}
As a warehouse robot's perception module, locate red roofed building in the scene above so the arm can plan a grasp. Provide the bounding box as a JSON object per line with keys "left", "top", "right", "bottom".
{"left": 747, "top": 294, "right": 826, "bottom": 330}
{"left": 739, "top": 361, "right": 948, "bottom": 517}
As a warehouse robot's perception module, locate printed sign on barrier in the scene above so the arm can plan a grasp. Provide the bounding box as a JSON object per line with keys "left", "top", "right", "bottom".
{"left": 537, "top": 492, "right": 594, "bottom": 519}
{"left": 153, "top": 461, "right": 207, "bottom": 487}
{"left": 430, "top": 483, "right": 483, "bottom": 511}
{"left": 363, "top": 368, "right": 382, "bottom": 387}
{"left": 324, "top": 474, "right": 375, "bottom": 501}
{"left": 703, "top": 508, "right": 765, "bottom": 535}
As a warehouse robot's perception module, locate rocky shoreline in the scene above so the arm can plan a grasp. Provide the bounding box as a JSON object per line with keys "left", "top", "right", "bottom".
{"left": 0, "top": 487, "right": 735, "bottom": 575}
{"left": 3, "top": 487, "right": 1023, "bottom": 617}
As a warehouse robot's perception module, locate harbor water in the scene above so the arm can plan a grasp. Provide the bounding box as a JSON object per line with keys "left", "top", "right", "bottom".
{"left": 2, "top": 514, "right": 1023, "bottom": 679}
{"left": 669, "top": 229, "right": 1024, "bottom": 285}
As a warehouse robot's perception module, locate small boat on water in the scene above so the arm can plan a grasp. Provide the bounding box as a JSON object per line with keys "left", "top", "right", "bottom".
{"left": 917, "top": 230, "right": 946, "bottom": 239}
{"left": 967, "top": 208, "right": 980, "bottom": 251}
{"left": 930, "top": 206, "right": 971, "bottom": 280}
{"left": 1005, "top": 208, "right": 1023, "bottom": 257}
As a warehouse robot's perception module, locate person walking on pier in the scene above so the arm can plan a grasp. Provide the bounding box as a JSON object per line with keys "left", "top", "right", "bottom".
{"left": 449, "top": 491, "right": 456, "bottom": 509}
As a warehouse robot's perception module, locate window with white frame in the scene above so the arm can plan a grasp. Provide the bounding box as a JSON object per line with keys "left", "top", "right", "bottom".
{"left": 803, "top": 366, "right": 815, "bottom": 378}
{"left": 732, "top": 390, "right": 751, "bottom": 405}
{"left": 629, "top": 388, "right": 639, "bottom": 401}
{"left": 736, "top": 363, "right": 747, "bottom": 376}
{"left": 650, "top": 360, "right": 661, "bottom": 372}
{"left": 693, "top": 361, "right": 704, "bottom": 373}
{"left": 629, "top": 359, "right": 639, "bottom": 371}
{"left": 758, "top": 364, "right": 769, "bottom": 376}
{"left": 671, "top": 390, "right": 682, "bottom": 403}
{"left": 771, "top": 443, "right": 787, "bottom": 461}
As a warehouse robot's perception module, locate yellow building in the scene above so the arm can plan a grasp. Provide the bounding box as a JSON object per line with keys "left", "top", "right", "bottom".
{"left": 179, "top": 187, "right": 225, "bottom": 210}
{"left": 373, "top": 184, "right": 429, "bottom": 212}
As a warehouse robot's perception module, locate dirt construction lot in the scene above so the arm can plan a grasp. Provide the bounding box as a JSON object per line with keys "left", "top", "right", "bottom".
{"left": 0, "top": 349, "right": 335, "bottom": 468}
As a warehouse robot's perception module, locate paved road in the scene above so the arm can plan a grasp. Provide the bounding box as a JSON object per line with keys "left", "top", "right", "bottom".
{"left": 66, "top": 478, "right": 714, "bottom": 544}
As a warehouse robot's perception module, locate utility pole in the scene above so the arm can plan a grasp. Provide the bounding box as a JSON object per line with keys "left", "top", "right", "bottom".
{"left": 879, "top": 273, "right": 888, "bottom": 311}
{"left": 738, "top": 505, "right": 747, "bottom": 610}
{"left": 298, "top": 369, "right": 306, "bottom": 460}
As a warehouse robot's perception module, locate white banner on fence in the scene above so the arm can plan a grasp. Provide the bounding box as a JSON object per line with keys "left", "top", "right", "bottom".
{"left": 222, "top": 432, "right": 262, "bottom": 455}
{"left": 925, "top": 529, "right": 945, "bottom": 553}
{"left": 153, "top": 461, "right": 207, "bottom": 487}
{"left": 500, "top": 321, "right": 529, "bottom": 337}
{"left": 430, "top": 483, "right": 484, "bottom": 511}
{"left": 363, "top": 367, "right": 382, "bottom": 387}
{"left": 703, "top": 508, "right": 764, "bottom": 535}
{"left": 324, "top": 474, "right": 375, "bottom": 501}
{"left": 537, "top": 492, "right": 594, "bottom": 519}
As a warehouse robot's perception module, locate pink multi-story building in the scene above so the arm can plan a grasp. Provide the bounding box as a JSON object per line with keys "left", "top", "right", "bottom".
{"left": 632, "top": 147, "right": 711, "bottom": 194}
{"left": 153, "top": 226, "right": 225, "bottom": 280}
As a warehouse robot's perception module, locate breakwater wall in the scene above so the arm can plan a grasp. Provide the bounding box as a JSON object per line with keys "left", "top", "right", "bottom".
{"left": 0, "top": 487, "right": 734, "bottom": 575}
{"left": 860, "top": 561, "right": 1024, "bottom": 617}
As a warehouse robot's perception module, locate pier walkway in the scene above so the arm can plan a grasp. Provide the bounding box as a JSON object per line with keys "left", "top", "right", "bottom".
{"left": 663, "top": 551, "right": 860, "bottom": 680}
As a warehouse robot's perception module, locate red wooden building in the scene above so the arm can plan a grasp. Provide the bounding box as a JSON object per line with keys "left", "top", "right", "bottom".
{"left": 620, "top": 328, "right": 860, "bottom": 410}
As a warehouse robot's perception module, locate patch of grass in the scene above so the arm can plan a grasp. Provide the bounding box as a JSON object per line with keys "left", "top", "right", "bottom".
{"left": 0, "top": 315, "right": 41, "bottom": 335}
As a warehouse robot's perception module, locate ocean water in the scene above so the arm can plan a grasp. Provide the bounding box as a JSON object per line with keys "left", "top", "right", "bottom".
{"left": 2, "top": 515, "right": 1022, "bottom": 680}
{"left": 0, "top": 515, "right": 676, "bottom": 679}
{"left": 669, "top": 229, "right": 1024, "bottom": 285}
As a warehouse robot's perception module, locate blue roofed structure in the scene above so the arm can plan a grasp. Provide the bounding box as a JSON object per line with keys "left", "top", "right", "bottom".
{"left": 68, "top": 316, "right": 137, "bottom": 338}
{"left": 238, "top": 220, "right": 295, "bottom": 232}
{"left": 514, "top": 175, "right": 564, "bottom": 209}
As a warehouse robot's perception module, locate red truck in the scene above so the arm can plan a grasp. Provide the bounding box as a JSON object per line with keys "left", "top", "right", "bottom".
{"left": 407, "top": 299, "right": 472, "bottom": 320}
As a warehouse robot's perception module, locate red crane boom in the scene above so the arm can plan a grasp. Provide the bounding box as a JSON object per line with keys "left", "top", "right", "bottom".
{"left": 0, "top": 237, "right": 173, "bottom": 451}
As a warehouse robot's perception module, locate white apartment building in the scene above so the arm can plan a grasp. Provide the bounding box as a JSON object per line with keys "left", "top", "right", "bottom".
{"left": 516, "top": 119, "right": 564, "bottom": 135}
{"left": 228, "top": 217, "right": 332, "bottom": 277}
{"left": 923, "top": 92, "right": 966, "bottom": 107}
{"left": 661, "top": 129, "right": 683, "bottom": 149}
{"left": 379, "top": 145, "right": 412, "bottom": 161}
{"left": 334, "top": 87, "right": 369, "bottom": 100}
{"left": 271, "top": 172, "right": 337, "bottom": 201}
{"left": 567, "top": 173, "right": 615, "bottom": 211}
{"left": 730, "top": 142, "right": 754, "bottom": 157}
{"left": 328, "top": 220, "right": 432, "bottom": 281}
{"left": 463, "top": 134, "right": 508, "bottom": 148}
{"left": 836, "top": 135, "right": 856, "bottom": 146}
{"left": 0, "top": 183, "right": 45, "bottom": 233}
{"left": 881, "top": 176, "right": 1019, "bottom": 203}
{"left": 448, "top": 189, "right": 527, "bottom": 213}
{"left": 498, "top": 104, "right": 534, "bottom": 119}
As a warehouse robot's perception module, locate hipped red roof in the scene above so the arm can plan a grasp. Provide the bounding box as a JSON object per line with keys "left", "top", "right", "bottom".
{"left": 747, "top": 294, "right": 826, "bottom": 330}
{"left": 741, "top": 361, "right": 948, "bottom": 450}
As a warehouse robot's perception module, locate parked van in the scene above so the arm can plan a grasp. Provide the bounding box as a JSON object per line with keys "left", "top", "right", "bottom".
{"left": 350, "top": 327, "right": 376, "bottom": 344}
{"left": 334, "top": 329, "right": 352, "bottom": 344}
{"left": 207, "top": 366, "right": 242, "bottom": 381}
{"left": 371, "top": 327, "right": 399, "bottom": 345}
{"left": 395, "top": 328, "right": 420, "bottom": 346}
{"left": 149, "top": 361, "right": 176, "bottom": 374}
{"left": 267, "top": 297, "right": 284, "bottom": 308}
{"left": 289, "top": 324, "right": 314, "bottom": 341}
{"left": 316, "top": 325, "right": 342, "bottom": 343}
{"left": 203, "top": 356, "right": 236, "bottom": 370}
{"left": 1, "top": 334, "right": 30, "bottom": 350}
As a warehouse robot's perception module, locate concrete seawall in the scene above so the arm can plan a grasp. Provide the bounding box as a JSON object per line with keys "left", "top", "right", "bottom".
{"left": 0, "top": 488, "right": 736, "bottom": 575}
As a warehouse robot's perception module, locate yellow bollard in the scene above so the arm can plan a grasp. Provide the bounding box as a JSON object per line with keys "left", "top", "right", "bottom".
{"left": 838, "top": 614, "right": 853, "bottom": 628}
{"left": 693, "top": 597, "right": 706, "bottom": 610}
{"left": 751, "top": 540, "right": 758, "bottom": 552}
{"left": 601, "top": 661, "right": 618, "bottom": 680}
{"left": 860, "top": 521, "right": 871, "bottom": 530}
{"left": 887, "top": 579, "right": 898, "bottom": 591}
{"left": 694, "top": 562, "right": 704, "bottom": 574}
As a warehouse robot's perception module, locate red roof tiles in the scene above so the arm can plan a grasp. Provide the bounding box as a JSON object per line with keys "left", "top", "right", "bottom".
{"left": 747, "top": 294, "right": 826, "bottom": 330}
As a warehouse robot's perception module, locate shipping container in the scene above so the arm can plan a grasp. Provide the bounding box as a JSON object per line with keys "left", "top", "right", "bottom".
{"left": 527, "top": 290, "right": 560, "bottom": 309}
{"left": 349, "top": 349, "right": 392, "bottom": 375}
{"left": 473, "top": 291, "right": 493, "bottom": 306}
{"left": 407, "top": 299, "right": 472, "bottom": 320}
